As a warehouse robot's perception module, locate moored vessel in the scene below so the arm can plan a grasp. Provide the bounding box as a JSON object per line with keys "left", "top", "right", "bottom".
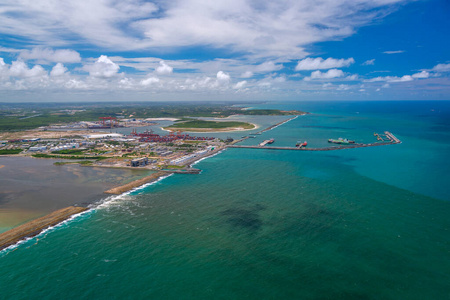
{"left": 328, "top": 138, "right": 355, "bottom": 144}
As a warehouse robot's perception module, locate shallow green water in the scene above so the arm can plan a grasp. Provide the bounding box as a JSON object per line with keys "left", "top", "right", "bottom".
{"left": 1, "top": 101, "right": 449, "bottom": 299}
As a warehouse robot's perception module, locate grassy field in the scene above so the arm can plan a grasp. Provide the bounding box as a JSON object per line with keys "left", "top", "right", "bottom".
{"left": 0, "top": 149, "right": 23, "bottom": 155}
{"left": 165, "top": 120, "right": 254, "bottom": 130}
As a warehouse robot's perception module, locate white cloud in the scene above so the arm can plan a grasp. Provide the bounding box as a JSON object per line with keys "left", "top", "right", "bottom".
{"left": 9, "top": 60, "right": 47, "bottom": 78}
{"left": 19, "top": 48, "right": 81, "bottom": 64}
{"left": 337, "top": 84, "right": 350, "bottom": 90}
{"left": 305, "top": 69, "right": 344, "bottom": 80}
{"left": 241, "top": 71, "right": 253, "bottom": 78}
{"left": 216, "top": 71, "right": 230, "bottom": 84}
{"left": 295, "top": 57, "right": 354, "bottom": 71}
{"left": 366, "top": 75, "right": 413, "bottom": 82}
{"left": 255, "top": 61, "right": 282, "bottom": 72}
{"left": 346, "top": 74, "right": 358, "bottom": 80}
{"left": 50, "top": 63, "right": 68, "bottom": 77}
{"left": 155, "top": 61, "right": 173, "bottom": 75}
{"left": 233, "top": 80, "right": 247, "bottom": 89}
{"left": 412, "top": 71, "right": 429, "bottom": 79}
{"left": 0, "top": 0, "right": 407, "bottom": 59}
{"left": 383, "top": 50, "right": 405, "bottom": 54}
{"left": 431, "top": 63, "right": 450, "bottom": 72}
{"left": 141, "top": 77, "right": 160, "bottom": 86}
{"left": 84, "top": 55, "right": 120, "bottom": 78}
{"left": 362, "top": 59, "right": 375, "bottom": 66}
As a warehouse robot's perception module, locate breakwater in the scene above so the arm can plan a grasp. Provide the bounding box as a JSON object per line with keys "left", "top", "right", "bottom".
{"left": 0, "top": 206, "right": 88, "bottom": 251}
{"left": 104, "top": 171, "right": 170, "bottom": 195}
{"left": 229, "top": 132, "right": 401, "bottom": 151}
{"left": 230, "top": 115, "right": 299, "bottom": 145}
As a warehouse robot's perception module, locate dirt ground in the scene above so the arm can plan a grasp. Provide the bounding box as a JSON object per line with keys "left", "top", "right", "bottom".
{"left": 0, "top": 129, "right": 110, "bottom": 140}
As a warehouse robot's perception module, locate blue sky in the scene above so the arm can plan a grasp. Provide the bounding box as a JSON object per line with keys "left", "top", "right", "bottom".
{"left": 0, "top": 0, "right": 449, "bottom": 102}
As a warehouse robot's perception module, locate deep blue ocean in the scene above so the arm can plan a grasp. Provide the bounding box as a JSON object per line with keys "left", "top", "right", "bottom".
{"left": 1, "top": 101, "right": 449, "bottom": 299}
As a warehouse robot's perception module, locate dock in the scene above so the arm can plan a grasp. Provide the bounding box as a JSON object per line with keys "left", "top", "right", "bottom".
{"left": 228, "top": 131, "right": 401, "bottom": 151}
{"left": 0, "top": 206, "right": 88, "bottom": 251}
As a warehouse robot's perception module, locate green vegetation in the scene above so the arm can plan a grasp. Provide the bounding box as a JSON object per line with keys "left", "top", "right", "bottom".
{"left": 32, "top": 153, "right": 107, "bottom": 160}
{"left": 166, "top": 165, "right": 185, "bottom": 169}
{"left": 51, "top": 149, "right": 85, "bottom": 155}
{"left": 0, "top": 149, "right": 23, "bottom": 155}
{"left": 0, "top": 102, "right": 305, "bottom": 132}
{"left": 165, "top": 120, "right": 254, "bottom": 130}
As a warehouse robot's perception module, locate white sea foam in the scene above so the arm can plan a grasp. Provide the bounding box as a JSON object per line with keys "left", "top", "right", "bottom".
{"left": 1, "top": 173, "right": 176, "bottom": 255}
{"left": 190, "top": 149, "right": 226, "bottom": 167}
{"left": 0, "top": 208, "right": 92, "bottom": 255}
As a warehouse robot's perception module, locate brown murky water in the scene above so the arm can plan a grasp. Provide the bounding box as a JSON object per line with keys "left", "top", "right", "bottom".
{"left": 0, "top": 156, "right": 150, "bottom": 232}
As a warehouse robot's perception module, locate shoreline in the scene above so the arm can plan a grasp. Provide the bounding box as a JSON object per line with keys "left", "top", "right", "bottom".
{"left": 0, "top": 115, "right": 294, "bottom": 252}
{"left": 104, "top": 171, "right": 170, "bottom": 195}
{"left": 0, "top": 206, "right": 88, "bottom": 251}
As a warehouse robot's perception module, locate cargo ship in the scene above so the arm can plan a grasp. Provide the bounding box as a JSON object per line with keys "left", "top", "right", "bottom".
{"left": 328, "top": 138, "right": 355, "bottom": 144}
{"left": 296, "top": 140, "right": 307, "bottom": 147}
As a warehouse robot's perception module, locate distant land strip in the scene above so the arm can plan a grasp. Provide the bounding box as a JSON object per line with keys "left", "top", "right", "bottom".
{"left": 0, "top": 206, "right": 88, "bottom": 251}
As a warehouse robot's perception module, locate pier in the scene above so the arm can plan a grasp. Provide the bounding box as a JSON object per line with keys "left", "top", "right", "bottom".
{"left": 0, "top": 206, "right": 88, "bottom": 251}
{"left": 231, "top": 116, "right": 298, "bottom": 145}
{"left": 228, "top": 131, "right": 401, "bottom": 151}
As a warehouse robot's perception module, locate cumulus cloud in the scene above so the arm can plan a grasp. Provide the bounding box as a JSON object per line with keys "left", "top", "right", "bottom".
{"left": 295, "top": 57, "right": 354, "bottom": 71}
{"left": 383, "top": 50, "right": 405, "bottom": 54}
{"left": 255, "top": 61, "right": 282, "bottom": 72}
{"left": 362, "top": 59, "right": 375, "bottom": 66}
{"left": 366, "top": 75, "right": 413, "bottom": 82}
{"left": 19, "top": 48, "right": 81, "bottom": 64}
{"left": 337, "top": 84, "right": 350, "bottom": 90}
{"left": 241, "top": 71, "right": 254, "bottom": 78}
{"left": 216, "top": 71, "right": 230, "bottom": 84}
{"left": 155, "top": 61, "right": 173, "bottom": 75}
{"left": 50, "top": 63, "right": 68, "bottom": 77}
{"left": 141, "top": 77, "right": 160, "bottom": 86}
{"left": 431, "top": 63, "right": 450, "bottom": 72}
{"left": 84, "top": 55, "right": 120, "bottom": 78}
{"left": 233, "top": 80, "right": 247, "bottom": 89}
{"left": 305, "top": 69, "right": 344, "bottom": 80}
{"left": 411, "top": 71, "right": 429, "bottom": 79}
{"left": 9, "top": 60, "right": 47, "bottom": 78}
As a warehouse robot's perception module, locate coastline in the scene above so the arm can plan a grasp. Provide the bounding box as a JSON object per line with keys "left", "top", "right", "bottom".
{"left": 0, "top": 114, "right": 298, "bottom": 253}
{"left": 0, "top": 206, "right": 88, "bottom": 251}
{"left": 104, "top": 171, "right": 170, "bottom": 195}
{"left": 0, "top": 145, "right": 227, "bottom": 252}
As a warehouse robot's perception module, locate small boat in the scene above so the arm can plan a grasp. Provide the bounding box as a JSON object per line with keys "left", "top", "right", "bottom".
{"left": 296, "top": 140, "right": 307, "bottom": 147}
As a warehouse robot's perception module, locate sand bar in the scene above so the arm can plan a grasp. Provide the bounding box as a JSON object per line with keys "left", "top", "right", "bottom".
{"left": 104, "top": 171, "right": 170, "bottom": 195}
{"left": 0, "top": 206, "right": 88, "bottom": 251}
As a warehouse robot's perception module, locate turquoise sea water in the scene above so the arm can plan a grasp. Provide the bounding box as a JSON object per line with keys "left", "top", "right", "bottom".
{"left": 1, "top": 101, "right": 449, "bottom": 299}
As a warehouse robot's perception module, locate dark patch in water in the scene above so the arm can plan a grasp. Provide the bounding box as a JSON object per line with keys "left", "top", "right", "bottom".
{"left": 221, "top": 207, "right": 263, "bottom": 231}
{"left": 301, "top": 125, "right": 354, "bottom": 130}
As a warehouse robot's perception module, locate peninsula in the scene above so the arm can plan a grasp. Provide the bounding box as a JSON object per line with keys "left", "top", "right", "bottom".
{"left": 164, "top": 120, "right": 256, "bottom": 132}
